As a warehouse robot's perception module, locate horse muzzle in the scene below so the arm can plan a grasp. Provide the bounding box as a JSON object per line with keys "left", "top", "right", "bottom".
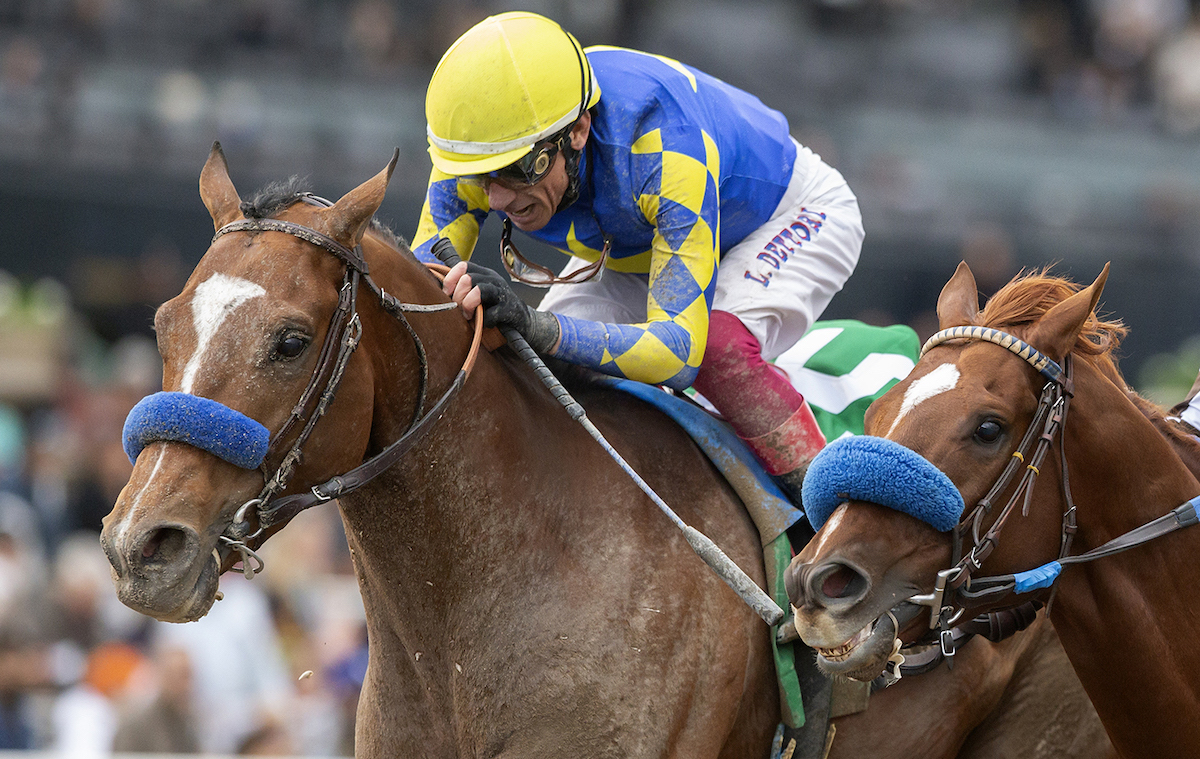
{"left": 102, "top": 518, "right": 220, "bottom": 623}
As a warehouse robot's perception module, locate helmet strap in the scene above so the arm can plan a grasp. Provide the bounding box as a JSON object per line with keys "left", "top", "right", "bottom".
{"left": 555, "top": 119, "right": 588, "bottom": 212}
{"left": 556, "top": 29, "right": 590, "bottom": 213}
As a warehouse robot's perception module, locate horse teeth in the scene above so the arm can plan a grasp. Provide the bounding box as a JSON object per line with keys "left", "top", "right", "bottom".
{"left": 816, "top": 622, "right": 873, "bottom": 662}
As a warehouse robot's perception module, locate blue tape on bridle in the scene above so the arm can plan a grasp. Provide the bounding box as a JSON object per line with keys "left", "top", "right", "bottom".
{"left": 801, "top": 435, "right": 965, "bottom": 532}
{"left": 123, "top": 391, "right": 270, "bottom": 470}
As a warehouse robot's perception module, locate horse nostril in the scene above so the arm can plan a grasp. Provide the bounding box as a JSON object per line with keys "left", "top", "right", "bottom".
{"left": 139, "top": 526, "right": 191, "bottom": 564}
{"left": 807, "top": 561, "right": 870, "bottom": 607}
{"left": 821, "top": 566, "right": 857, "bottom": 599}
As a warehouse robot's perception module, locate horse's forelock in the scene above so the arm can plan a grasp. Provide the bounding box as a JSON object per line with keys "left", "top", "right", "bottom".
{"left": 239, "top": 176, "right": 312, "bottom": 219}
{"left": 976, "top": 268, "right": 1127, "bottom": 370}
{"left": 236, "top": 176, "right": 412, "bottom": 255}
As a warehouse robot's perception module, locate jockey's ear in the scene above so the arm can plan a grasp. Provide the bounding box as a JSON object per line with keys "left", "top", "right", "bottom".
{"left": 936, "top": 261, "right": 980, "bottom": 329}
{"left": 199, "top": 142, "right": 243, "bottom": 231}
{"left": 1026, "top": 263, "right": 1110, "bottom": 362}
{"left": 321, "top": 149, "right": 399, "bottom": 247}
{"left": 569, "top": 111, "right": 591, "bottom": 151}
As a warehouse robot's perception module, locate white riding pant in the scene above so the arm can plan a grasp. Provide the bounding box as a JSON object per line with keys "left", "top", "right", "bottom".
{"left": 537, "top": 138, "right": 863, "bottom": 360}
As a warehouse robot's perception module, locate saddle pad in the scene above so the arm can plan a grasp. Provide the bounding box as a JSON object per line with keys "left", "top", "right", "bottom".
{"left": 605, "top": 319, "right": 920, "bottom": 543}
{"left": 599, "top": 375, "right": 801, "bottom": 544}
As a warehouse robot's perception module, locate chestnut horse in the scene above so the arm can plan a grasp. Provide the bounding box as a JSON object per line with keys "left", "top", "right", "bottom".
{"left": 786, "top": 261, "right": 1200, "bottom": 759}
{"left": 102, "top": 148, "right": 1108, "bottom": 757}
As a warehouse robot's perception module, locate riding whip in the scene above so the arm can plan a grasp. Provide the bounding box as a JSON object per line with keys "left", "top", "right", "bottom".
{"left": 432, "top": 239, "right": 785, "bottom": 626}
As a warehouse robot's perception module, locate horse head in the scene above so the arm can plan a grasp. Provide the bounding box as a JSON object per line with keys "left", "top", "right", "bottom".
{"left": 783, "top": 261, "right": 1115, "bottom": 682}
{"left": 100, "top": 143, "right": 428, "bottom": 622}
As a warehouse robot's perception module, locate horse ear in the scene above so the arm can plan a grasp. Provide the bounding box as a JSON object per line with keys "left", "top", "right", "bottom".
{"left": 321, "top": 149, "right": 399, "bottom": 246}
{"left": 199, "top": 142, "right": 243, "bottom": 231}
{"left": 1026, "top": 263, "right": 1111, "bottom": 361}
{"left": 936, "top": 261, "right": 980, "bottom": 329}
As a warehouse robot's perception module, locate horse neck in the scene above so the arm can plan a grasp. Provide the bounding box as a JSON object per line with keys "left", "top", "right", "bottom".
{"left": 1047, "top": 356, "right": 1200, "bottom": 754}
{"left": 1063, "top": 358, "right": 1199, "bottom": 544}
{"left": 335, "top": 236, "right": 574, "bottom": 627}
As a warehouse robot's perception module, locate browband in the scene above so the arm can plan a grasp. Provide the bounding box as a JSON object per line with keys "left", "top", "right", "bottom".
{"left": 920, "top": 326, "right": 1063, "bottom": 382}
{"left": 213, "top": 218, "right": 367, "bottom": 274}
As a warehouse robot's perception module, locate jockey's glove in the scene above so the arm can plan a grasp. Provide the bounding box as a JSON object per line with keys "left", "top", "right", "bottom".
{"left": 465, "top": 262, "right": 561, "bottom": 354}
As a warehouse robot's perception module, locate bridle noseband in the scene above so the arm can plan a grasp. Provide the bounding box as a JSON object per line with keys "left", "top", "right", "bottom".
{"left": 212, "top": 195, "right": 484, "bottom": 573}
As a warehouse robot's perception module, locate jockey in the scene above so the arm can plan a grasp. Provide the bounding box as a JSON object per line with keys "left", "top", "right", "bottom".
{"left": 412, "top": 11, "right": 863, "bottom": 506}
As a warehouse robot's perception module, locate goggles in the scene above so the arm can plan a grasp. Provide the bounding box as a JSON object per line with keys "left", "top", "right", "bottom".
{"left": 500, "top": 217, "right": 610, "bottom": 288}
{"left": 461, "top": 128, "right": 573, "bottom": 188}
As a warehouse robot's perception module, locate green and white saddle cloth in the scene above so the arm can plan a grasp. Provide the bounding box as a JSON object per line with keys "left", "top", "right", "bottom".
{"left": 687, "top": 318, "right": 920, "bottom": 440}
{"left": 772, "top": 319, "right": 920, "bottom": 439}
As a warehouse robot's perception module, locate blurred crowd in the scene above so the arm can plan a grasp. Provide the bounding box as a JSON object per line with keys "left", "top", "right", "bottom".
{"left": 0, "top": 0, "right": 1199, "bottom": 184}
{"left": 0, "top": 276, "right": 363, "bottom": 755}
{"left": 1018, "top": 0, "right": 1200, "bottom": 130}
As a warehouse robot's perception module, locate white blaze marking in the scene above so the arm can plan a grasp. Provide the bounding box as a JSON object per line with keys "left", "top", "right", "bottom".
{"left": 811, "top": 504, "right": 848, "bottom": 557}
{"left": 115, "top": 446, "right": 166, "bottom": 543}
{"left": 886, "top": 362, "right": 960, "bottom": 437}
{"left": 180, "top": 274, "right": 265, "bottom": 393}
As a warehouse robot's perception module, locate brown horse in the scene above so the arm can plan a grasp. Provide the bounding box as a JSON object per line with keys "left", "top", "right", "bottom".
{"left": 101, "top": 148, "right": 1109, "bottom": 757}
{"left": 786, "top": 261, "right": 1200, "bottom": 759}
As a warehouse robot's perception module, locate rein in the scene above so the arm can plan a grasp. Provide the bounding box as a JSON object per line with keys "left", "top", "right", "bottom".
{"left": 902, "top": 325, "right": 1200, "bottom": 666}
{"left": 209, "top": 197, "right": 483, "bottom": 571}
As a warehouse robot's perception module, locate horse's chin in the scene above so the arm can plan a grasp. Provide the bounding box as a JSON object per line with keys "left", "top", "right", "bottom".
{"left": 809, "top": 611, "right": 897, "bottom": 682}
{"left": 114, "top": 552, "right": 220, "bottom": 623}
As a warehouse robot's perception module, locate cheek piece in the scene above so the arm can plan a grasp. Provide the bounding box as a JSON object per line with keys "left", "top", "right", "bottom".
{"left": 122, "top": 391, "right": 271, "bottom": 470}
{"left": 801, "top": 435, "right": 966, "bottom": 532}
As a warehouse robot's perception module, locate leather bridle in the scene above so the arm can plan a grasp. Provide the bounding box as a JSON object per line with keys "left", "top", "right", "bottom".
{"left": 214, "top": 194, "right": 483, "bottom": 574}
{"left": 892, "top": 326, "right": 1077, "bottom": 663}
{"left": 897, "top": 325, "right": 1200, "bottom": 669}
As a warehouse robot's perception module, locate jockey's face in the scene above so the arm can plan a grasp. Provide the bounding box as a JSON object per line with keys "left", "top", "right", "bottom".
{"left": 485, "top": 113, "right": 590, "bottom": 232}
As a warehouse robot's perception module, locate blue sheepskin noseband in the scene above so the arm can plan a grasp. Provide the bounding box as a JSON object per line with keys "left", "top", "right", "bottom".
{"left": 801, "top": 436, "right": 965, "bottom": 532}
{"left": 123, "top": 391, "right": 270, "bottom": 470}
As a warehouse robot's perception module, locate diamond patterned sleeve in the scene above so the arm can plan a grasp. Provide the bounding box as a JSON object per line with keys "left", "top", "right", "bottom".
{"left": 548, "top": 127, "right": 720, "bottom": 391}
{"left": 411, "top": 168, "right": 491, "bottom": 263}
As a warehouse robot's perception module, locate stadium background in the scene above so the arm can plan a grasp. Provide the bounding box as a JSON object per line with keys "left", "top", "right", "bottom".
{"left": 0, "top": 0, "right": 1198, "bottom": 754}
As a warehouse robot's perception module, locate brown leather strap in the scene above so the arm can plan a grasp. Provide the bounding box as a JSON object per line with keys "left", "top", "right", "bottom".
{"left": 214, "top": 218, "right": 368, "bottom": 273}
{"left": 254, "top": 266, "right": 484, "bottom": 532}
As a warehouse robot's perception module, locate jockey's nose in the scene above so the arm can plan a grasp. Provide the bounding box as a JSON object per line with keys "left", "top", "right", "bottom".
{"left": 486, "top": 181, "right": 518, "bottom": 212}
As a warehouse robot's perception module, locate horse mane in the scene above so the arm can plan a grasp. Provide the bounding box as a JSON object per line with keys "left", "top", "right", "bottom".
{"left": 977, "top": 268, "right": 1127, "bottom": 377}
{"left": 977, "top": 268, "right": 1200, "bottom": 456}
{"left": 239, "top": 176, "right": 412, "bottom": 254}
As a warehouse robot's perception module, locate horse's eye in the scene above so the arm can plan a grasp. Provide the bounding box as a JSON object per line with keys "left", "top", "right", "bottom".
{"left": 274, "top": 334, "right": 309, "bottom": 360}
{"left": 974, "top": 420, "right": 1003, "bottom": 444}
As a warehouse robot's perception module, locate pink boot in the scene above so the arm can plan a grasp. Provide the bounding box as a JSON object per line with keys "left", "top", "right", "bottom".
{"left": 740, "top": 400, "right": 827, "bottom": 504}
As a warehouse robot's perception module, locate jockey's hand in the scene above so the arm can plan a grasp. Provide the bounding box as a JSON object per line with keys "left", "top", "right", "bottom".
{"left": 443, "top": 261, "right": 560, "bottom": 352}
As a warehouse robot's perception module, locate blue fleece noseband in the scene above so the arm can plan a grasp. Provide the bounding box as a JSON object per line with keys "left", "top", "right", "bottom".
{"left": 123, "top": 391, "right": 270, "bottom": 470}
{"left": 801, "top": 435, "right": 965, "bottom": 532}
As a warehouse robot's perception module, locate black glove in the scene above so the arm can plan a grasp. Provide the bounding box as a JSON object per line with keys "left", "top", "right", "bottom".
{"left": 466, "top": 262, "right": 531, "bottom": 331}
{"left": 465, "top": 263, "right": 561, "bottom": 352}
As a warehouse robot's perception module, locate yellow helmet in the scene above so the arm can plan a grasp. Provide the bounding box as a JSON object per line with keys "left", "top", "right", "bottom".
{"left": 425, "top": 12, "right": 602, "bottom": 176}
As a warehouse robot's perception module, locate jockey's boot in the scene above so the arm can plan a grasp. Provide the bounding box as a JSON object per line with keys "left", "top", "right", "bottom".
{"left": 741, "top": 399, "right": 827, "bottom": 508}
